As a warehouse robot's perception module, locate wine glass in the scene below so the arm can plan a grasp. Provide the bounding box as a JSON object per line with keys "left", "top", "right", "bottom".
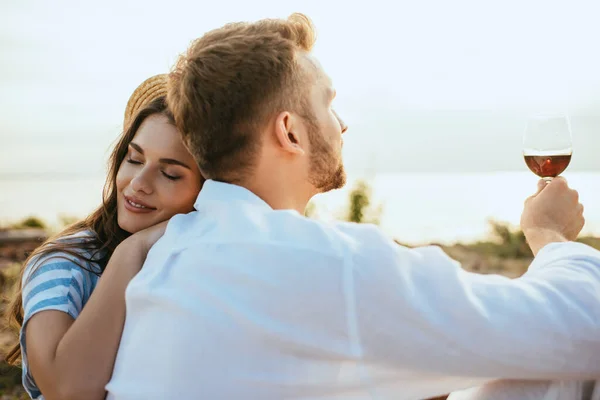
{"left": 523, "top": 115, "right": 573, "bottom": 182}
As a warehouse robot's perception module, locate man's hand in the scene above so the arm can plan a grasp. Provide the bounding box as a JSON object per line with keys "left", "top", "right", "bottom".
{"left": 520, "top": 177, "right": 584, "bottom": 255}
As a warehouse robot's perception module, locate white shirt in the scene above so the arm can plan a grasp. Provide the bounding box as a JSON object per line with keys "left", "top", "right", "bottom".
{"left": 106, "top": 180, "right": 600, "bottom": 400}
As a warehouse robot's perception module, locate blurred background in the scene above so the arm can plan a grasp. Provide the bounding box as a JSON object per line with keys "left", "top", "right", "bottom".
{"left": 2, "top": 0, "right": 600, "bottom": 397}
{"left": 2, "top": 0, "right": 600, "bottom": 244}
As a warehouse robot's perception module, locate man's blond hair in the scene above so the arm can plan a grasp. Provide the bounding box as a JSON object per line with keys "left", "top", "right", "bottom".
{"left": 168, "top": 13, "right": 317, "bottom": 181}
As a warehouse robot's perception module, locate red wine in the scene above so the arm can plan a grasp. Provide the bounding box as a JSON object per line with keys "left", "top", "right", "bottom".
{"left": 524, "top": 154, "right": 572, "bottom": 178}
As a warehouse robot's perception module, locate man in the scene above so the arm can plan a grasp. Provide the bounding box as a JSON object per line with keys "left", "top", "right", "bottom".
{"left": 106, "top": 13, "right": 599, "bottom": 400}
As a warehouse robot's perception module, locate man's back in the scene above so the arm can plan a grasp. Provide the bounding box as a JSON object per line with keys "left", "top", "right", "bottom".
{"left": 107, "top": 181, "right": 404, "bottom": 398}
{"left": 106, "top": 181, "right": 600, "bottom": 400}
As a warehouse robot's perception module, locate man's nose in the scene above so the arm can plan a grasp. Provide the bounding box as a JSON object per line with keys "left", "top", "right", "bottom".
{"left": 333, "top": 109, "right": 347, "bottom": 134}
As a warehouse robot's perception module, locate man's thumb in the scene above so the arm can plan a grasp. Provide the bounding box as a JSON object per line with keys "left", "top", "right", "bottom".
{"left": 531, "top": 179, "right": 549, "bottom": 197}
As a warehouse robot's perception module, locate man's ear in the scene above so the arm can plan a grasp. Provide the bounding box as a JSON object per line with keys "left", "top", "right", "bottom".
{"left": 273, "top": 111, "right": 306, "bottom": 156}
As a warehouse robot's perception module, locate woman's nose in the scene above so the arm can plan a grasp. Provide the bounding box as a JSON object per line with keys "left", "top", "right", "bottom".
{"left": 130, "top": 168, "right": 154, "bottom": 194}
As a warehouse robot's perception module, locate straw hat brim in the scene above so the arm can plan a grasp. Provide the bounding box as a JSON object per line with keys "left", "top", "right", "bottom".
{"left": 123, "top": 74, "right": 168, "bottom": 127}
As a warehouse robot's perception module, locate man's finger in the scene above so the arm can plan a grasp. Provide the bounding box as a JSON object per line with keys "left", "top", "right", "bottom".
{"left": 537, "top": 179, "right": 547, "bottom": 192}
{"left": 533, "top": 179, "right": 549, "bottom": 196}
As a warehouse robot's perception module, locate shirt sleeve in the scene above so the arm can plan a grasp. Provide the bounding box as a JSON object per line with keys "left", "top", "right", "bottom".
{"left": 347, "top": 225, "right": 600, "bottom": 380}
{"left": 19, "top": 254, "right": 93, "bottom": 399}
{"left": 21, "top": 256, "right": 89, "bottom": 327}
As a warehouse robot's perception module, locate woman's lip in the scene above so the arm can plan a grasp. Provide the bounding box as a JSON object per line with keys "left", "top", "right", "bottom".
{"left": 123, "top": 195, "right": 156, "bottom": 214}
{"left": 124, "top": 195, "right": 156, "bottom": 209}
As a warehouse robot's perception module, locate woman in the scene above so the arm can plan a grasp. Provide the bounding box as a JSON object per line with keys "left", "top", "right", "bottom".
{"left": 4, "top": 74, "right": 204, "bottom": 400}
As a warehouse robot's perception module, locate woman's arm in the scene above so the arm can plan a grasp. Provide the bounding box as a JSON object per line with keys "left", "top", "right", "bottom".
{"left": 25, "top": 223, "right": 166, "bottom": 400}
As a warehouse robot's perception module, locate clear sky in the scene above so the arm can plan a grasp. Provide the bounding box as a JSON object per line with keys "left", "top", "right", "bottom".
{"left": 2, "top": 0, "right": 600, "bottom": 178}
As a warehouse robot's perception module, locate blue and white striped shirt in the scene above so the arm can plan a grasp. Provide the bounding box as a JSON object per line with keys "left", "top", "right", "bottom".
{"left": 20, "top": 230, "right": 102, "bottom": 400}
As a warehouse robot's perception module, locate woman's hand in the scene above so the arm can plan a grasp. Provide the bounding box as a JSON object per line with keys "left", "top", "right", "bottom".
{"left": 134, "top": 220, "right": 169, "bottom": 254}
{"left": 120, "top": 220, "right": 169, "bottom": 257}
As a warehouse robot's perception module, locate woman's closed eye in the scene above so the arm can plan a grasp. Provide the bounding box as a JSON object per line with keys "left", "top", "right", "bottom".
{"left": 126, "top": 157, "right": 143, "bottom": 165}
{"left": 161, "top": 170, "right": 181, "bottom": 181}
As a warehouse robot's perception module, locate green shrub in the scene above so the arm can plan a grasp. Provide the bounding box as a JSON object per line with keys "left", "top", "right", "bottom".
{"left": 10, "top": 216, "right": 46, "bottom": 230}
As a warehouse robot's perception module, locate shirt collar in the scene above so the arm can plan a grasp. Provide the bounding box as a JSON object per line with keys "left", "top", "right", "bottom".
{"left": 194, "top": 180, "right": 273, "bottom": 212}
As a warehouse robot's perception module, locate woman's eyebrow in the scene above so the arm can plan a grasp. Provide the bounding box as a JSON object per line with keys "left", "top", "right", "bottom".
{"left": 159, "top": 158, "right": 191, "bottom": 169}
{"left": 130, "top": 142, "right": 191, "bottom": 169}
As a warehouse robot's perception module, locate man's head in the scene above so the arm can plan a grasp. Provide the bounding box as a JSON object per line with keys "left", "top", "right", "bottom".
{"left": 168, "top": 13, "right": 347, "bottom": 197}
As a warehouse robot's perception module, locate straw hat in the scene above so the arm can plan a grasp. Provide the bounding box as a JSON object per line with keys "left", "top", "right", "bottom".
{"left": 123, "top": 74, "right": 168, "bottom": 127}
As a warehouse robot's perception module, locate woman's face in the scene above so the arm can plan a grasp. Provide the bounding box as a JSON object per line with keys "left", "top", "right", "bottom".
{"left": 116, "top": 114, "right": 203, "bottom": 234}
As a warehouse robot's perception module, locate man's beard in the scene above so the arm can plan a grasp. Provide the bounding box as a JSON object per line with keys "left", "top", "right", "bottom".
{"left": 313, "top": 161, "right": 345, "bottom": 193}
{"left": 306, "top": 123, "right": 346, "bottom": 193}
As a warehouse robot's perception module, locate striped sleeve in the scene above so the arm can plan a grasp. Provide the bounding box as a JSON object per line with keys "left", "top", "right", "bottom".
{"left": 18, "top": 246, "right": 100, "bottom": 399}
{"left": 21, "top": 258, "right": 91, "bottom": 324}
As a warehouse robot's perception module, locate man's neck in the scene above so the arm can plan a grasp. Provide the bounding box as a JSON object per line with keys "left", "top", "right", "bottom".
{"left": 237, "top": 177, "right": 313, "bottom": 214}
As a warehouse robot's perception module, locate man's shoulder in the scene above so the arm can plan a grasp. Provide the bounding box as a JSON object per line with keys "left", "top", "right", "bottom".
{"left": 161, "top": 208, "right": 393, "bottom": 258}
{"left": 263, "top": 213, "right": 400, "bottom": 261}
{"left": 329, "top": 220, "right": 387, "bottom": 244}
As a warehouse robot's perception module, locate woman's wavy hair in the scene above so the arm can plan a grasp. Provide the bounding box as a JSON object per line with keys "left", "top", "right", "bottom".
{"left": 4, "top": 96, "right": 173, "bottom": 364}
